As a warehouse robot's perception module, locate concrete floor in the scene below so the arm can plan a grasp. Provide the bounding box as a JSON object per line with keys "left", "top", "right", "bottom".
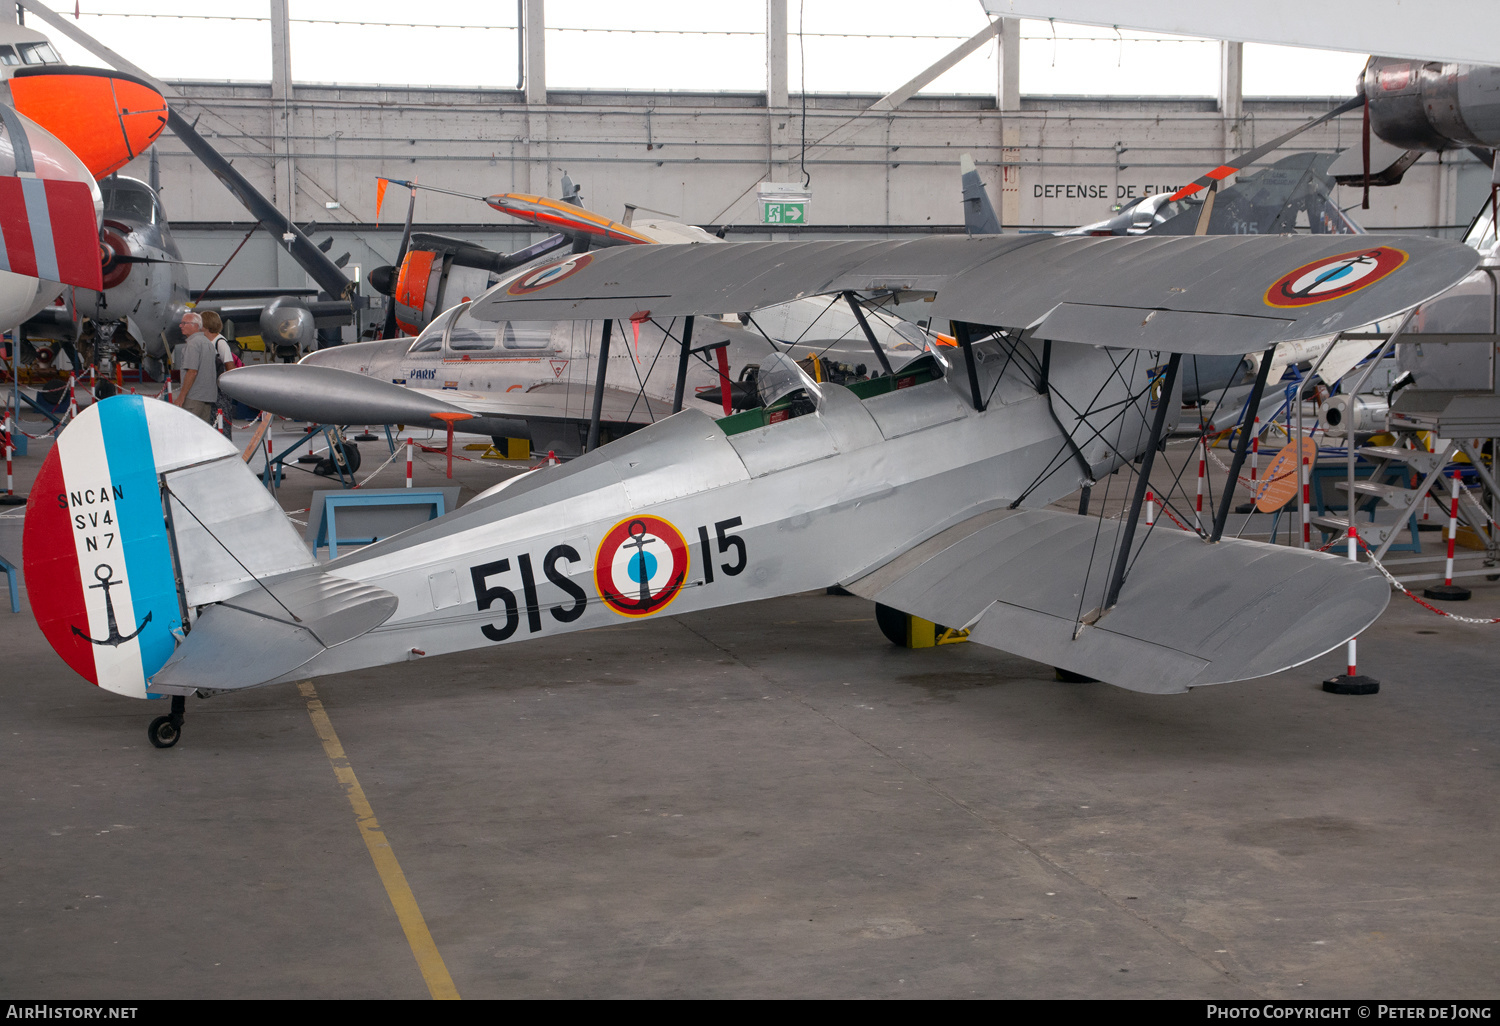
{"left": 2, "top": 425, "right": 1498, "bottom": 999}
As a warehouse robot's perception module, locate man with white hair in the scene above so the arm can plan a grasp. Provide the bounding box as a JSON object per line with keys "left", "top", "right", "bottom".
{"left": 173, "top": 310, "right": 218, "bottom": 423}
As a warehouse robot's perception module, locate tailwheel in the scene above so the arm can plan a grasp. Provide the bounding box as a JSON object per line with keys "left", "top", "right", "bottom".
{"left": 148, "top": 695, "right": 186, "bottom": 749}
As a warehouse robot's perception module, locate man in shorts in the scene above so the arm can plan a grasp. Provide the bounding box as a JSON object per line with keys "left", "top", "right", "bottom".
{"left": 173, "top": 311, "right": 218, "bottom": 423}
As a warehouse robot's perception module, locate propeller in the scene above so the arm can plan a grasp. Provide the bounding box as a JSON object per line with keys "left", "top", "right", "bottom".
{"left": 1167, "top": 95, "right": 1365, "bottom": 204}
{"left": 379, "top": 180, "right": 417, "bottom": 339}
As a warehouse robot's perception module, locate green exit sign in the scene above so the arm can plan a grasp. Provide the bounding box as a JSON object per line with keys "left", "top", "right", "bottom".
{"left": 762, "top": 201, "right": 807, "bottom": 225}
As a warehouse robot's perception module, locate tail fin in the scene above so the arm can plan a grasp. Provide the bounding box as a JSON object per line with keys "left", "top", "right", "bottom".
{"left": 960, "top": 153, "right": 1002, "bottom": 236}
{"left": 23, "top": 395, "right": 316, "bottom": 698}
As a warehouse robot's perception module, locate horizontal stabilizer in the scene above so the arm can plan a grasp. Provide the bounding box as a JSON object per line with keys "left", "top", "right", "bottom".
{"left": 471, "top": 234, "right": 1478, "bottom": 356}
{"left": 1329, "top": 138, "right": 1425, "bottom": 187}
{"left": 149, "top": 571, "right": 398, "bottom": 693}
{"left": 847, "top": 508, "right": 1389, "bottom": 693}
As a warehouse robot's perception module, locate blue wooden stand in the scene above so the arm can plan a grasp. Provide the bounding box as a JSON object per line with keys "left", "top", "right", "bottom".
{"left": 313, "top": 488, "right": 452, "bottom": 558}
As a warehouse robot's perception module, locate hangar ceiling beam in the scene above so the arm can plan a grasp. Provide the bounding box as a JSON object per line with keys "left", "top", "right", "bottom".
{"left": 766, "top": 0, "right": 790, "bottom": 184}
{"left": 995, "top": 17, "right": 1019, "bottom": 113}
{"left": 996, "top": 17, "right": 1020, "bottom": 229}
{"left": 1220, "top": 41, "right": 1243, "bottom": 157}
{"left": 766, "top": 0, "right": 788, "bottom": 109}
{"left": 977, "top": 0, "right": 1500, "bottom": 65}
{"left": 868, "top": 18, "right": 1003, "bottom": 112}
{"left": 270, "top": 0, "right": 297, "bottom": 226}
{"left": 523, "top": 0, "right": 546, "bottom": 105}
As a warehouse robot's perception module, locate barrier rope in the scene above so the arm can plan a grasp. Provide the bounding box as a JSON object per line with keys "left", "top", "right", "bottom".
{"left": 352, "top": 445, "right": 402, "bottom": 489}
{"left": 1358, "top": 535, "right": 1500, "bottom": 624}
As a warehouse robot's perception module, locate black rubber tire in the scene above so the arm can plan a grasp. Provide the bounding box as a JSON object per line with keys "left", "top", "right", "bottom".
{"left": 148, "top": 715, "right": 181, "bottom": 749}
{"left": 874, "top": 603, "right": 909, "bottom": 647}
{"left": 315, "top": 442, "right": 361, "bottom": 477}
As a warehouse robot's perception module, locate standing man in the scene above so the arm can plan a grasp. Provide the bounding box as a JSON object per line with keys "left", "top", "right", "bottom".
{"left": 173, "top": 310, "right": 217, "bottom": 423}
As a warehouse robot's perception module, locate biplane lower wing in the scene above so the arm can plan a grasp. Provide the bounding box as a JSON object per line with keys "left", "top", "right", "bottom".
{"left": 845, "top": 508, "right": 1390, "bottom": 694}
{"left": 470, "top": 234, "right": 1479, "bottom": 355}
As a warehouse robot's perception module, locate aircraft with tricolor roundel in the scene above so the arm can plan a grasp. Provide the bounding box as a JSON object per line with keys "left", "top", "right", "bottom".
{"left": 22, "top": 227, "right": 1477, "bottom": 748}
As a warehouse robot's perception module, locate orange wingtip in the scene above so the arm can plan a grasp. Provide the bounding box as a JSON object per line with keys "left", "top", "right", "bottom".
{"left": 8, "top": 68, "right": 169, "bottom": 180}
{"left": 486, "top": 192, "right": 653, "bottom": 245}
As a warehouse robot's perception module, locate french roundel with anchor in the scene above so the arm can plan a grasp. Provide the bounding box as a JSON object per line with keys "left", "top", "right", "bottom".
{"left": 1264, "top": 246, "right": 1408, "bottom": 308}
{"left": 506, "top": 252, "right": 594, "bottom": 295}
{"left": 594, "top": 514, "right": 690, "bottom": 618}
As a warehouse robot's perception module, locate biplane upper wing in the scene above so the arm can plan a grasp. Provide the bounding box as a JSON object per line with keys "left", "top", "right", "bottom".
{"left": 470, "top": 234, "right": 1479, "bottom": 355}
{"left": 844, "top": 508, "right": 1391, "bottom": 693}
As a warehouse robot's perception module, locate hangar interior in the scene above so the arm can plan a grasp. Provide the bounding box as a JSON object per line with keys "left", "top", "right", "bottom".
{"left": 73, "top": 2, "right": 1497, "bottom": 315}
{"left": 2, "top": 0, "right": 1499, "bottom": 1003}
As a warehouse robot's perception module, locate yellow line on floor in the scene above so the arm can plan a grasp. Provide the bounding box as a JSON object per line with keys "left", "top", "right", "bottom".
{"left": 299, "top": 681, "right": 460, "bottom": 1000}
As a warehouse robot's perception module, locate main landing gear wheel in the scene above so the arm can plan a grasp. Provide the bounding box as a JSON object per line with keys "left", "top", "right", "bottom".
{"left": 148, "top": 695, "right": 186, "bottom": 749}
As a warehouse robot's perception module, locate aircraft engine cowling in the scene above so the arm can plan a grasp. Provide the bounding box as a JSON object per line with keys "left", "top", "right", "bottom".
{"left": 99, "top": 225, "right": 133, "bottom": 290}
{"left": 1364, "top": 58, "right": 1500, "bottom": 152}
{"left": 259, "top": 296, "right": 316, "bottom": 359}
{"left": 390, "top": 248, "right": 496, "bottom": 335}
{"left": 393, "top": 249, "right": 440, "bottom": 335}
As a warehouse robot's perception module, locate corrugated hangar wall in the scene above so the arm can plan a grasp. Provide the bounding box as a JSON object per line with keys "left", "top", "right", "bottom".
{"left": 116, "top": 87, "right": 1490, "bottom": 299}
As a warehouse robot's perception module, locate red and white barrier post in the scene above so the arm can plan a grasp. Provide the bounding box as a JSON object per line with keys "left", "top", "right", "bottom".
{"left": 1248, "top": 416, "right": 1260, "bottom": 495}
{"left": 405, "top": 437, "right": 414, "bottom": 488}
{"left": 1346, "top": 524, "right": 1359, "bottom": 672}
{"left": 66, "top": 373, "right": 77, "bottom": 420}
{"left": 1300, "top": 453, "right": 1313, "bottom": 549}
{"left": 1, "top": 415, "right": 22, "bottom": 505}
{"left": 1423, "top": 471, "right": 1473, "bottom": 601}
{"left": 1324, "top": 523, "right": 1380, "bottom": 694}
{"left": 1194, "top": 432, "right": 1207, "bottom": 532}
{"left": 1145, "top": 489, "right": 1155, "bottom": 527}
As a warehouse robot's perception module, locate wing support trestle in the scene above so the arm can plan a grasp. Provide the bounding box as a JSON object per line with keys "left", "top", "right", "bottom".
{"left": 952, "top": 320, "right": 987, "bottom": 412}
{"left": 1209, "top": 346, "right": 1277, "bottom": 543}
{"left": 1035, "top": 337, "right": 1097, "bottom": 494}
{"left": 586, "top": 318, "right": 614, "bottom": 452}
{"left": 1103, "top": 352, "right": 1181, "bottom": 611}
{"left": 670, "top": 315, "right": 696, "bottom": 413}
{"left": 843, "top": 292, "right": 896, "bottom": 377}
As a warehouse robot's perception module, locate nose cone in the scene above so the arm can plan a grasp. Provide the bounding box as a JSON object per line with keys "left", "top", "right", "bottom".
{"left": 258, "top": 296, "right": 316, "bottom": 348}
{"left": 8, "top": 68, "right": 169, "bottom": 179}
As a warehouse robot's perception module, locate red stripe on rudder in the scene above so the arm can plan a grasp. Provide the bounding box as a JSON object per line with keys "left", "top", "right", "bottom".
{"left": 0, "top": 177, "right": 39, "bottom": 278}
{"left": 22, "top": 446, "right": 98, "bottom": 685}
{"left": 45, "top": 180, "right": 103, "bottom": 292}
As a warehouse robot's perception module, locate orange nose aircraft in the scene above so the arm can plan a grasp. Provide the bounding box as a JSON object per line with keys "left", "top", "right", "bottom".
{"left": 5, "top": 66, "right": 168, "bottom": 180}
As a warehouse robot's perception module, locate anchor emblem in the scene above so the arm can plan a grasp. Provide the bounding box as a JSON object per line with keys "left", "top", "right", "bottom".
{"left": 70, "top": 563, "right": 151, "bottom": 647}
{"left": 594, "top": 515, "right": 688, "bottom": 617}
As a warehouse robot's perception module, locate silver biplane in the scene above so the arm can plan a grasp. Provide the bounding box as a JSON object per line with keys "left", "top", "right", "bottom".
{"left": 21, "top": 232, "right": 1477, "bottom": 747}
